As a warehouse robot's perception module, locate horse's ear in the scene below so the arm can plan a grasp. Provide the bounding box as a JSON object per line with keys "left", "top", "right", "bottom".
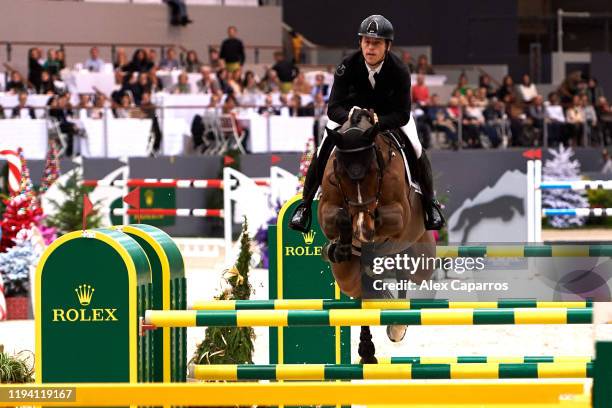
{"left": 364, "top": 124, "right": 379, "bottom": 142}
{"left": 326, "top": 127, "right": 342, "bottom": 147}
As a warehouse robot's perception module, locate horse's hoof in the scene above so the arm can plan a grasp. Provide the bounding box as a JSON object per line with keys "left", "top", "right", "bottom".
{"left": 359, "top": 356, "right": 378, "bottom": 364}
{"left": 386, "top": 325, "right": 407, "bottom": 342}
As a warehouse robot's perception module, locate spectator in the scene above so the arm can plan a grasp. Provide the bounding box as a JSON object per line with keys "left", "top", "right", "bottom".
{"left": 114, "top": 93, "right": 134, "bottom": 118}
{"left": 11, "top": 92, "right": 35, "bottom": 119}
{"left": 311, "top": 73, "right": 330, "bottom": 101}
{"left": 290, "top": 30, "right": 304, "bottom": 64}
{"left": 28, "top": 48, "right": 43, "bottom": 92}
{"left": 170, "top": 72, "right": 192, "bottom": 94}
{"left": 227, "top": 69, "right": 243, "bottom": 96}
{"left": 474, "top": 87, "right": 489, "bottom": 108}
{"left": 313, "top": 91, "right": 327, "bottom": 144}
{"left": 260, "top": 68, "right": 280, "bottom": 93}
{"left": 148, "top": 68, "right": 164, "bottom": 93}
{"left": 160, "top": 48, "right": 181, "bottom": 71}
{"left": 602, "top": 149, "right": 612, "bottom": 173}
{"left": 84, "top": 47, "right": 105, "bottom": 72}
{"left": 90, "top": 94, "right": 108, "bottom": 119}
{"left": 292, "top": 72, "right": 312, "bottom": 94}
{"left": 208, "top": 47, "right": 224, "bottom": 72}
{"left": 505, "top": 95, "right": 527, "bottom": 146}
{"left": 272, "top": 52, "right": 297, "bottom": 93}
{"left": 454, "top": 73, "right": 470, "bottom": 96}
{"left": 587, "top": 78, "right": 605, "bottom": 106}
{"left": 137, "top": 91, "right": 162, "bottom": 152}
{"left": 462, "top": 96, "right": 485, "bottom": 147}
{"left": 75, "top": 94, "right": 92, "bottom": 119}
{"left": 131, "top": 72, "right": 152, "bottom": 105}
{"left": 446, "top": 96, "right": 461, "bottom": 124}
{"left": 496, "top": 75, "right": 515, "bottom": 101}
{"left": 6, "top": 71, "right": 28, "bottom": 94}
{"left": 221, "top": 94, "right": 247, "bottom": 148}
{"left": 558, "top": 71, "right": 582, "bottom": 106}
{"left": 56, "top": 49, "right": 66, "bottom": 71}
{"left": 37, "top": 70, "right": 56, "bottom": 94}
{"left": 197, "top": 66, "right": 219, "bottom": 94}
{"left": 123, "top": 49, "right": 150, "bottom": 74}
{"left": 220, "top": 26, "right": 245, "bottom": 73}
{"left": 146, "top": 49, "right": 158, "bottom": 71}
{"left": 545, "top": 92, "right": 568, "bottom": 146}
{"left": 288, "top": 93, "right": 313, "bottom": 117}
{"left": 478, "top": 74, "right": 497, "bottom": 99}
{"left": 114, "top": 48, "right": 128, "bottom": 70}
{"left": 518, "top": 74, "right": 538, "bottom": 103}
{"left": 184, "top": 50, "right": 202, "bottom": 73}
{"left": 411, "top": 74, "right": 429, "bottom": 106}
{"left": 241, "top": 71, "right": 262, "bottom": 106}
{"left": 258, "top": 94, "right": 280, "bottom": 116}
{"left": 44, "top": 49, "right": 61, "bottom": 79}
{"left": 596, "top": 96, "right": 612, "bottom": 145}
{"left": 216, "top": 68, "right": 232, "bottom": 94}
{"left": 415, "top": 54, "right": 434, "bottom": 75}
{"left": 528, "top": 95, "right": 546, "bottom": 143}
{"left": 484, "top": 99, "right": 510, "bottom": 147}
{"left": 581, "top": 93, "right": 598, "bottom": 142}
{"left": 566, "top": 94, "right": 586, "bottom": 146}
{"left": 401, "top": 50, "right": 415, "bottom": 72}
{"left": 163, "top": 0, "right": 192, "bottom": 26}
{"left": 427, "top": 94, "right": 458, "bottom": 149}
{"left": 49, "top": 93, "right": 77, "bottom": 156}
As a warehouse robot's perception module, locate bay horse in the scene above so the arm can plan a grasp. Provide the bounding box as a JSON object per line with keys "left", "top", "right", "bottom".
{"left": 318, "top": 109, "right": 436, "bottom": 363}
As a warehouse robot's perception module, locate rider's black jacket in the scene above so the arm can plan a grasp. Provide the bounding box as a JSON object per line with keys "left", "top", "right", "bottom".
{"left": 327, "top": 50, "right": 412, "bottom": 131}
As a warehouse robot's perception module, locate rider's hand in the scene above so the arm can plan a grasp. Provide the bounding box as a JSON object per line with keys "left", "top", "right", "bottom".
{"left": 368, "top": 109, "right": 379, "bottom": 124}
{"left": 348, "top": 106, "right": 361, "bottom": 121}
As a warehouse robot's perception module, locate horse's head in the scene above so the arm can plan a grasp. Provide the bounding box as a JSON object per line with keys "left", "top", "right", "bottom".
{"left": 326, "top": 109, "right": 382, "bottom": 242}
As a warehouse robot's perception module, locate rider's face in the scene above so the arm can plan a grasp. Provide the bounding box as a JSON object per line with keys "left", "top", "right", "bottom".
{"left": 361, "top": 36, "right": 387, "bottom": 66}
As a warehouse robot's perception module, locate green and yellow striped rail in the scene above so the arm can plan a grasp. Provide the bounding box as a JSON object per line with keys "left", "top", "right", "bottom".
{"left": 188, "top": 362, "right": 592, "bottom": 380}
{"left": 436, "top": 244, "right": 612, "bottom": 257}
{"left": 144, "top": 308, "right": 592, "bottom": 328}
{"left": 189, "top": 298, "right": 593, "bottom": 311}
{"left": 374, "top": 355, "right": 593, "bottom": 364}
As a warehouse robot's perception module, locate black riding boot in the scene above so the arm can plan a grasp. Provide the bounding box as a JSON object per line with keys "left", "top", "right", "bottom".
{"left": 414, "top": 151, "right": 445, "bottom": 230}
{"left": 289, "top": 137, "right": 335, "bottom": 233}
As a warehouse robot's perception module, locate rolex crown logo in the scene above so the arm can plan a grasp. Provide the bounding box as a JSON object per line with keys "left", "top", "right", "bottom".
{"left": 302, "top": 230, "right": 316, "bottom": 245}
{"left": 75, "top": 284, "right": 94, "bottom": 306}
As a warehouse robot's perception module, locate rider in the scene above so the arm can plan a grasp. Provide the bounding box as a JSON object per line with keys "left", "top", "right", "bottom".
{"left": 289, "top": 14, "right": 445, "bottom": 233}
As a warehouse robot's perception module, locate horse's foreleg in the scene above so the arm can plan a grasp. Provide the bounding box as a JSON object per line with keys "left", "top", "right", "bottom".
{"left": 375, "top": 203, "right": 405, "bottom": 238}
{"left": 320, "top": 205, "right": 353, "bottom": 263}
{"left": 410, "top": 230, "right": 437, "bottom": 283}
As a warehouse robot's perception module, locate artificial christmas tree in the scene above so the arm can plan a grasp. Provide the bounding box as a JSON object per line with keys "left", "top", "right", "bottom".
{"left": 191, "top": 218, "right": 255, "bottom": 368}
{"left": 0, "top": 194, "right": 42, "bottom": 253}
{"left": 541, "top": 145, "right": 589, "bottom": 228}
{"left": 39, "top": 140, "right": 61, "bottom": 195}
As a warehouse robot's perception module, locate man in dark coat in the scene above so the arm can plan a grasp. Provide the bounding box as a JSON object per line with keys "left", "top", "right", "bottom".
{"left": 289, "top": 14, "right": 444, "bottom": 233}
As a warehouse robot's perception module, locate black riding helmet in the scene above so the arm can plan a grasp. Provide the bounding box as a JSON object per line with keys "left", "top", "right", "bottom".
{"left": 358, "top": 14, "right": 394, "bottom": 41}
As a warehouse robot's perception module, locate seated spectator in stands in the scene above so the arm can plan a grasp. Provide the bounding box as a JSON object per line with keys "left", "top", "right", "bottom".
{"left": 114, "top": 93, "right": 134, "bottom": 119}
{"left": 160, "top": 48, "right": 181, "bottom": 71}
{"left": 241, "top": 71, "right": 262, "bottom": 106}
{"left": 451, "top": 89, "right": 468, "bottom": 107}
{"left": 496, "top": 75, "right": 516, "bottom": 101}
{"left": 292, "top": 72, "right": 312, "bottom": 95}
{"left": 220, "top": 26, "right": 245, "bottom": 73}
{"left": 272, "top": 52, "right": 298, "bottom": 93}
{"left": 479, "top": 74, "right": 497, "bottom": 99}
{"left": 581, "top": 93, "right": 598, "bottom": 142}
{"left": 558, "top": 71, "right": 582, "bottom": 106}
{"left": 288, "top": 94, "right": 314, "bottom": 117}
{"left": 504, "top": 95, "right": 527, "bottom": 146}
{"left": 260, "top": 68, "right": 281, "bottom": 93}
{"left": 146, "top": 49, "right": 158, "bottom": 71}
{"left": 132, "top": 73, "right": 152, "bottom": 105}
{"left": 227, "top": 69, "right": 243, "bottom": 96}
{"left": 474, "top": 87, "right": 489, "bottom": 108}
{"left": 311, "top": 73, "right": 330, "bottom": 101}
{"left": 588, "top": 78, "right": 605, "bottom": 106}
{"left": 196, "top": 66, "right": 219, "bottom": 94}
{"left": 56, "top": 49, "right": 66, "bottom": 71}
{"left": 44, "top": 49, "right": 61, "bottom": 79}
{"left": 411, "top": 74, "right": 430, "bottom": 106}
{"left": 90, "top": 94, "right": 109, "bottom": 119}
{"left": 208, "top": 47, "right": 224, "bottom": 72}
{"left": 207, "top": 93, "right": 221, "bottom": 110}
{"left": 462, "top": 96, "right": 485, "bottom": 147}
{"left": 446, "top": 96, "right": 461, "bottom": 123}
{"left": 11, "top": 92, "right": 35, "bottom": 119}
{"left": 258, "top": 93, "right": 280, "bottom": 116}
{"left": 49, "top": 93, "right": 77, "bottom": 156}
{"left": 401, "top": 50, "right": 415, "bottom": 72}
{"left": 123, "top": 49, "right": 150, "bottom": 74}
{"left": 28, "top": 48, "right": 43, "bottom": 92}
{"left": 184, "top": 50, "right": 202, "bottom": 73}
{"left": 427, "top": 94, "right": 458, "bottom": 149}
{"left": 597, "top": 96, "right": 612, "bottom": 145}
{"left": 170, "top": 72, "right": 192, "bottom": 94}
{"left": 484, "top": 99, "right": 510, "bottom": 147}
{"left": 415, "top": 54, "right": 434, "bottom": 75}
{"left": 84, "top": 47, "right": 105, "bottom": 72}
{"left": 147, "top": 68, "right": 164, "bottom": 93}
{"left": 114, "top": 48, "right": 128, "bottom": 70}
{"left": 221, "top": 94, "right": 246, "bottom": 143}
{"left": 518, "top": 74, "right": 538, "bottom": 103}
{"left": 545, "top": 92, "right": 567, "bottom": 146}
{"left": 528, "top": 94, "right": 546, "bottom": 138}
{"left": 163, "top": 0, "right": 192, "bottom": 26}
{"left": 566, "top": 94, "right": 586, "bottom": 146}
{"left": 454, "top": 73, "right": 470, "bottom": 96}
{"left": 6, "top": 71, "right": 28, "bottom": 94}
{"left": 37, "top": 70, "right": 56, "bottom": 94}
{"left": 75, "top": 94, "right": 93, "bottom": 119}
{"left": 312, "top": 91, "right": 326, "bottom": 118}
{"left": 216, "top": 68, "right": 232, "bottom": 94}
